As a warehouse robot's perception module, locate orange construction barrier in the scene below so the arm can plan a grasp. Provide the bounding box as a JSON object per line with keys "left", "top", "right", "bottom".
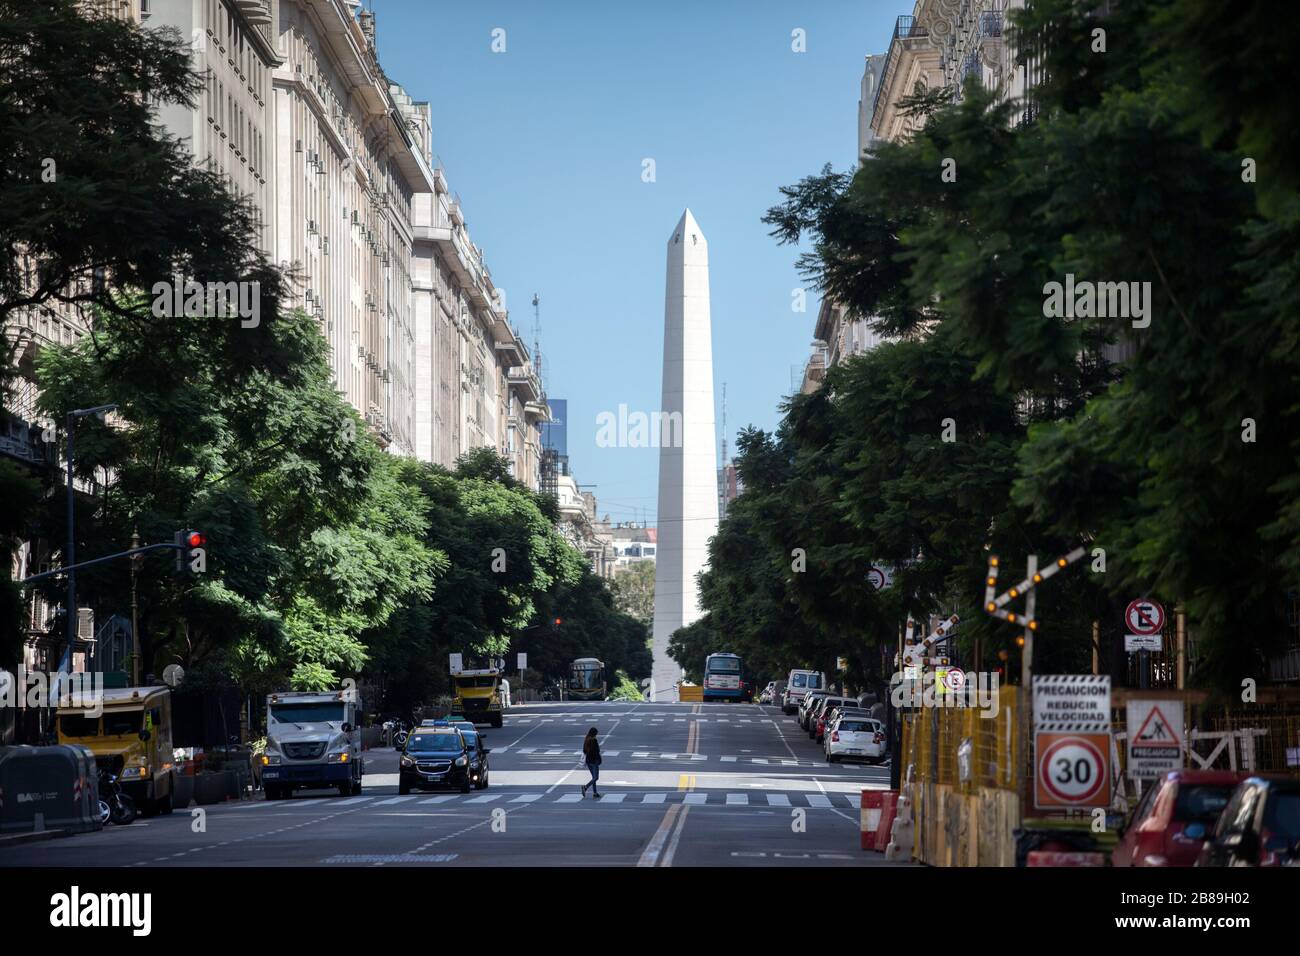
{"left": 875, "top": 790, "right": 900, "bottom": 851}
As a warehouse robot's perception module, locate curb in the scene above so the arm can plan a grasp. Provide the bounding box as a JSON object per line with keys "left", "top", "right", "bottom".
{"left": 0, "top": 828, "right": 74, "bottom": 848}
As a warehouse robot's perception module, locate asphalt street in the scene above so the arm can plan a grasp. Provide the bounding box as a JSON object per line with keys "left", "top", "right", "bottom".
{"left": 1, "top": 701, "right": 914, "bottom": 867}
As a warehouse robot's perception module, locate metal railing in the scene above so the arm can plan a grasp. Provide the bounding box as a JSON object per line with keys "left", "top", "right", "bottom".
{"left": 872, "top": 15, "right": 932, "bottom": 121}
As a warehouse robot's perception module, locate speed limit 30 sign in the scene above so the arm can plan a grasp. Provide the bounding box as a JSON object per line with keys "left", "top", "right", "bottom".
{"left": 1034, "top": 732, "right": 1112, "bottom": 810}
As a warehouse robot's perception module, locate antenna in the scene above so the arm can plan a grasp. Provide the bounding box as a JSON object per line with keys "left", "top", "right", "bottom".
{"left": 531, "top": 293, "right": 541, "bottom": 380}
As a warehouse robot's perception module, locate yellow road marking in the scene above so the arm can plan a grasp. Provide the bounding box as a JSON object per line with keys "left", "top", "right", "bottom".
{"left": 637, "top": 803, "right": 682, "bottom": 867}
{"left": 660, "top": 805, "right": 690, "bottom": 867}
{"left": 676, "top": 773, "right": 696, "bottom": 791}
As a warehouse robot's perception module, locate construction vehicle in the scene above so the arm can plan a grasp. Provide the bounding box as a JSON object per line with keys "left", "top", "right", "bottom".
{"left": 451, "top": 660, "right": 505, "bottom": 728}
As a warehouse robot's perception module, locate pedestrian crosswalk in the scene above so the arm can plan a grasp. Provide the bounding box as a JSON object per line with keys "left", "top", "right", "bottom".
{"left": 498, "top": 747, "right": 862, "bottom": 768}
{"left": 245, "top": 790, "right": 864, "bottom": 811}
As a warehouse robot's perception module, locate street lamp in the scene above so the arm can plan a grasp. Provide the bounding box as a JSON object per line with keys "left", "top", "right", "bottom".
{"left": 64, "top": 404, "right": 117, "bottom": 670}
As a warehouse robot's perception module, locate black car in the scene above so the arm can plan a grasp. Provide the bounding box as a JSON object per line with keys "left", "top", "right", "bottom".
{"left": 399, "top": 729, "right": 475, "bottom": 794}
{"left": 459, "top": 729, "right": 492, "bottom": 790}
{"left": 1197, "top": 775, "right": 1300, "bottom": 867}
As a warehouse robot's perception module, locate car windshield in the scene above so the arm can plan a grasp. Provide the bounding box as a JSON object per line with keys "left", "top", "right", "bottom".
{"left": 707, "top": 657, "right": 740, "bottom": 672}
{"left": 406, "top": 733, "right": 463, "bottom": 754}
{"left": 1172, "top": 784, "right": 1235, "bottom": 823}
{"left": 792, "top": 674, "right": 807, "bottom": 687}
{"left": 456, "top": 677, "right": 496, "bottom": 689}
{"left": 807, "top": 674, "right": 823, "bottom": 688}
{"left": 270, "top": 702, "right": 345, "bottom": 724}
{"left": 60, "top": 715, "right": 100, "bottom": 737}
{"left": 102, "top": 710, "right": 143, "bottom": 736}
{"left": 1263, "top": 792, "right": 1300, "bottom": 840}
{"left": 461, "top": 733, "right": 479, "bottom": 750}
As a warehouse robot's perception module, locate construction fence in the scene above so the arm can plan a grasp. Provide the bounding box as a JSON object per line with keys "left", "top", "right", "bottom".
{"left": 899, "top": 685, "right": 1300, "bottom": 866}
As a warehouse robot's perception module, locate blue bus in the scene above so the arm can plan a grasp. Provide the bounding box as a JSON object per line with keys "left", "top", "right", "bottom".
{"left": 703, "top": 652, "right": 744, "bottom": 701}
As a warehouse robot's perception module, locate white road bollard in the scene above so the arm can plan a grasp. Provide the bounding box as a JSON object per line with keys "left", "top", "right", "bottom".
{"left": 884, "top": 791, "right": 914, "bottom": 861}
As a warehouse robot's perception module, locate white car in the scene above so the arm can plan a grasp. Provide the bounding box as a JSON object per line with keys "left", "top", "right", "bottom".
{"left": 824, "top": 714, "right": 887, "bottom": 764}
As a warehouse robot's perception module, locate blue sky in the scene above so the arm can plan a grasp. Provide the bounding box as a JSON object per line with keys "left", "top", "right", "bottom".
{"left": 374, "top": 0, "right": 899, "bottom": 524}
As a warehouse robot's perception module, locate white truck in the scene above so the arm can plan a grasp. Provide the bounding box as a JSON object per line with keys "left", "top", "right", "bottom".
{"left": 260, "top": 689, "right": 363, "bottom": 799}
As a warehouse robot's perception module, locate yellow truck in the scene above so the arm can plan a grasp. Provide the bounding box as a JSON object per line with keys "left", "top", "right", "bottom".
{"left": 57, "top": 685, "right": 176, "bottom": 815}
{"left": 452, "top": 667, "right": 504, "bottom": 728}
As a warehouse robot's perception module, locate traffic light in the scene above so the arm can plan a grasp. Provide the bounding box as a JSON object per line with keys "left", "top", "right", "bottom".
{"left": 175, "top": 529, "right": 207, "bottom": 573}
{"left": 553, "top": 617, "right": 562, "bottom": 626}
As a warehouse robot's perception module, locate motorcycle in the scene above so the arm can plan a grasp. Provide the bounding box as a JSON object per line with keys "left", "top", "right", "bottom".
{"left": 97, "top": 768, "right": 137, "bottom": 826}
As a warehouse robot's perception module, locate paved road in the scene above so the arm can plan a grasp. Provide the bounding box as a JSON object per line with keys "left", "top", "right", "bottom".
{"left": 1, "top": 701, "right": 912, "bottom": 867}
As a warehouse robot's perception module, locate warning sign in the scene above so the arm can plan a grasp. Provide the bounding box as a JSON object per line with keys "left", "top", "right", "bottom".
{"left": 1032, "top": 675, "right": 1111, "bottom": 732}
{"left": 1034, "top": 732, "right": 1112, "bottom": 810}
{"left": 1126, "top": 698, "right": 1184, "bottom": 778}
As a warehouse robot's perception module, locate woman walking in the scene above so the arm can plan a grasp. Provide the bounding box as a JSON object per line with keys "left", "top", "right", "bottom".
{"left": 581, "top": 727, "right": 602, "bottom": 799}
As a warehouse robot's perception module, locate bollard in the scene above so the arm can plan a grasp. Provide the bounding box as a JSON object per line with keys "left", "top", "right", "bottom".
{"left": 884, "top": 790, "right": 914, "bottom": 861}
{"left": 860, "top": 790, "right": 884, "bottom": 850}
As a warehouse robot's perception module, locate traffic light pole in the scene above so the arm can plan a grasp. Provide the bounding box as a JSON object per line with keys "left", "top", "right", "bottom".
{"left": 21, "top": 541, "right": 187, "bottom": 585}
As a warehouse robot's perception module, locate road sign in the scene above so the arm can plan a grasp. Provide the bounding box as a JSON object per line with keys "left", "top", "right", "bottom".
{"left": 1125, "top": 599, "right": 1165, "bottom": 636}
{"left": 1124, "top": 633, "right": 1162, "bottom": 652}
{"left": 1035, "top": 732, "right": 1112, "bottom": 809}
{"left": 517, "top": 653, "right": 527, "bottom": 670}
{"left": 866, "top": 566, "right": 892, "bottom": 591}
{"left": 449, "top": 653, "right": 463, "bottom": 674}
{"left": 1032, "top": 675, "right": 1111, "bottom": 732}
{"left": 935, "top": 667, "right": 965, "bottom": 694}
{"left": 1126, "top": 699, "right": 1183, "bottom": 778}
{"left": 836, "top": 656, "right": 848, "bottom": 671}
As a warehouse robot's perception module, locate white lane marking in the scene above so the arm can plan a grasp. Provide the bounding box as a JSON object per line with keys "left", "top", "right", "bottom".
{"left": 372, "top": 796, "right": 417, "bottom": 806}
{"left": 641, "top": 792, "right": 666, "bottom": 804}
{"left": 465, "top": 794, "right": 501, "bottom": 803}
{"left": 419, "top": 795, "right": 457, "bottom": 804}
{"left": 721, "top": 756, "right": 737, "bottom": 763}
{"left": 599, "top": 793, "right": 626, "bottom": 803}
{"left": 683, "top": 793, "right": 707, "bottom": 805}
{"left": 660, "top": 804, "right": 690, "bottom": 867}
{"left": 726, "top": 793, "right": 749, "bottom": 806}
{"left": 766, "top": 793, "right": 791, "bottom": 807}
{"left": 806, "top": 794, "right": 832, "bottom": 808}
{"left": 510, "top": 793, "right": 543, "bottom": 803}
{"left": 556, "top": 793, "right": 583, "bottom": 803}
{"left": 334, "top": 796, "right": 374, "bottom": 806}
{"left": 753, "top": 758, "right": 769, "bottom": 764}
{"left": 516, "top": 747, "right": 536, "bottom": 753}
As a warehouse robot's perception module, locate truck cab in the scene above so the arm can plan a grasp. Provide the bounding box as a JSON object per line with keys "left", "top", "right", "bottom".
{"left": 57, "top": 686, "right": 176, "bottom": 815}
{"left": 261, "top": 689, "right": 363, "bottom": 799}
{"left": 452, "top": 669, "right": 504, "bottom": 728}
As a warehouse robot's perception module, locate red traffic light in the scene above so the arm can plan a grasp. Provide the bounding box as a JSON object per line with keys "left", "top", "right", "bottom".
{"left": 187, "top": 531, "right": 206, "bottom": 548}
{"left": 553, "top": 617, "right": 562, "bottom": 626}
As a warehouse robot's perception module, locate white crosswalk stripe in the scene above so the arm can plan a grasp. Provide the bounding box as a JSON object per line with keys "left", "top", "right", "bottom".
{"left": 419, "top": 795, "right": 458, "bottom": 804}
{"left": 556, "top": 793, "right": 583, "bottom": 803}
{"left": 766, "top": 793, "right": 791, "bottom": 807}
{"left": 806, "top": 794, "right": 832, "bottom": 808}
{"left": 372, "top": 796, "right": 417, "bottom": 806}
{"left": 510, "top": 793, "right": 543, "bottom": 803}
{"left": 683, "top": 793, "right": 708, "bottom": 805}
{"left": 726, "top": 793, "right": 748, "bottom": 806}
{"left": 598, "top": 793, "right": 626, "bottom": 803}
{"left": 641, "top": 793, "right": 666, "bottom": 804}
{"left": 465, "top": 794, "right": 501, "bottom": 803}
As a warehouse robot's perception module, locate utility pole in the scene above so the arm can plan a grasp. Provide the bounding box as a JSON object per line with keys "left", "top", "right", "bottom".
{"left": 1022, "top": 554, "right": 1037, "bottom": 685}
{"left": 130, "top": 528, "right": 141, "bottom": 686}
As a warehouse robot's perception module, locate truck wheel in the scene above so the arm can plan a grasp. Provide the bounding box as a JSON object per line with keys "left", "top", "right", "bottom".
{"left": 158, "top": 787, "right": 174, "bottom": 815}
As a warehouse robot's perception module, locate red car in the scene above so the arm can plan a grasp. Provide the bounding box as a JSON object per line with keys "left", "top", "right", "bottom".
{"left": 1113, "top": 770, "right": 1246, "bottom": 867}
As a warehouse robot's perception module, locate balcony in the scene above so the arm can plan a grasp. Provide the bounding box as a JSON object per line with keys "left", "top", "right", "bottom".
{"left": 507, "top": 365, "right": 540, "bottom": 403}
{"left": 872, "top": 15, "right": 932, "bottom": 119}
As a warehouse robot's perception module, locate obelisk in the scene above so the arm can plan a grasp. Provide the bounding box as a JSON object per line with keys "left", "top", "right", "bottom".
{"left": 651, "top": 209, "right": 719, "bottom": 702}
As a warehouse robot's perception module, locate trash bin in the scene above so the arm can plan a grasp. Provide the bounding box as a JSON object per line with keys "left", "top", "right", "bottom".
{"left": 0, "top": 744, "right": 102, "bottom": 834}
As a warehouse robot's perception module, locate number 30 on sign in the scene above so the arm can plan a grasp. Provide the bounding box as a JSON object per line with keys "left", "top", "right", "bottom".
{"left": 1034, "top": 732, "right": 1112, "bottom": 810}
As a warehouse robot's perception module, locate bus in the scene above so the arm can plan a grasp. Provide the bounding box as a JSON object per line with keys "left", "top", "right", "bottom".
{"left": 703, "top": 652, "right": 744, "bottom": 701}
{"left": 568, "top": 658, "right": 606, "bottom": 701}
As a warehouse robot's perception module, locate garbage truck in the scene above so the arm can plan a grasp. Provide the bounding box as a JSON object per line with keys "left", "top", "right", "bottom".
{"left": 260, "top": 689, "right": 362, "bottom": 799}
{"left": 451, "top": 659, "right": 505, "bottom": 728}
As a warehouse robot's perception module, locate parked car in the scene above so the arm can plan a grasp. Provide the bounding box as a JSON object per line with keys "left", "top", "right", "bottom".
{"left": 1197, "top": 775, "right": 1300, "bottom": 867}
{"left": 811, "top": 696, "right": 856, "bottom": 742}
{"left": 783, "top": 670, "right": 827, "bottom": 715}
{"left": 1112, "top": 770, "right": 1246, "bottom": 867}
{"left": 825, "top": 714, "right": 887, "bottom": 764}
{"left": 797, "top": 690, "right": 830, "bottom": 730}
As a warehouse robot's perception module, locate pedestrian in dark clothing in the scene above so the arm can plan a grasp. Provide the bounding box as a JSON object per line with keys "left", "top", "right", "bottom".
{"left": 581, "top": 727, "right": 602, "bottom": 798}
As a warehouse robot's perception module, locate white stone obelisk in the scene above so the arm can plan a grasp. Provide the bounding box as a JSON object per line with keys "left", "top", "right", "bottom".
{"left": 651, "top": 209, "right": 719, "bottom": 702}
